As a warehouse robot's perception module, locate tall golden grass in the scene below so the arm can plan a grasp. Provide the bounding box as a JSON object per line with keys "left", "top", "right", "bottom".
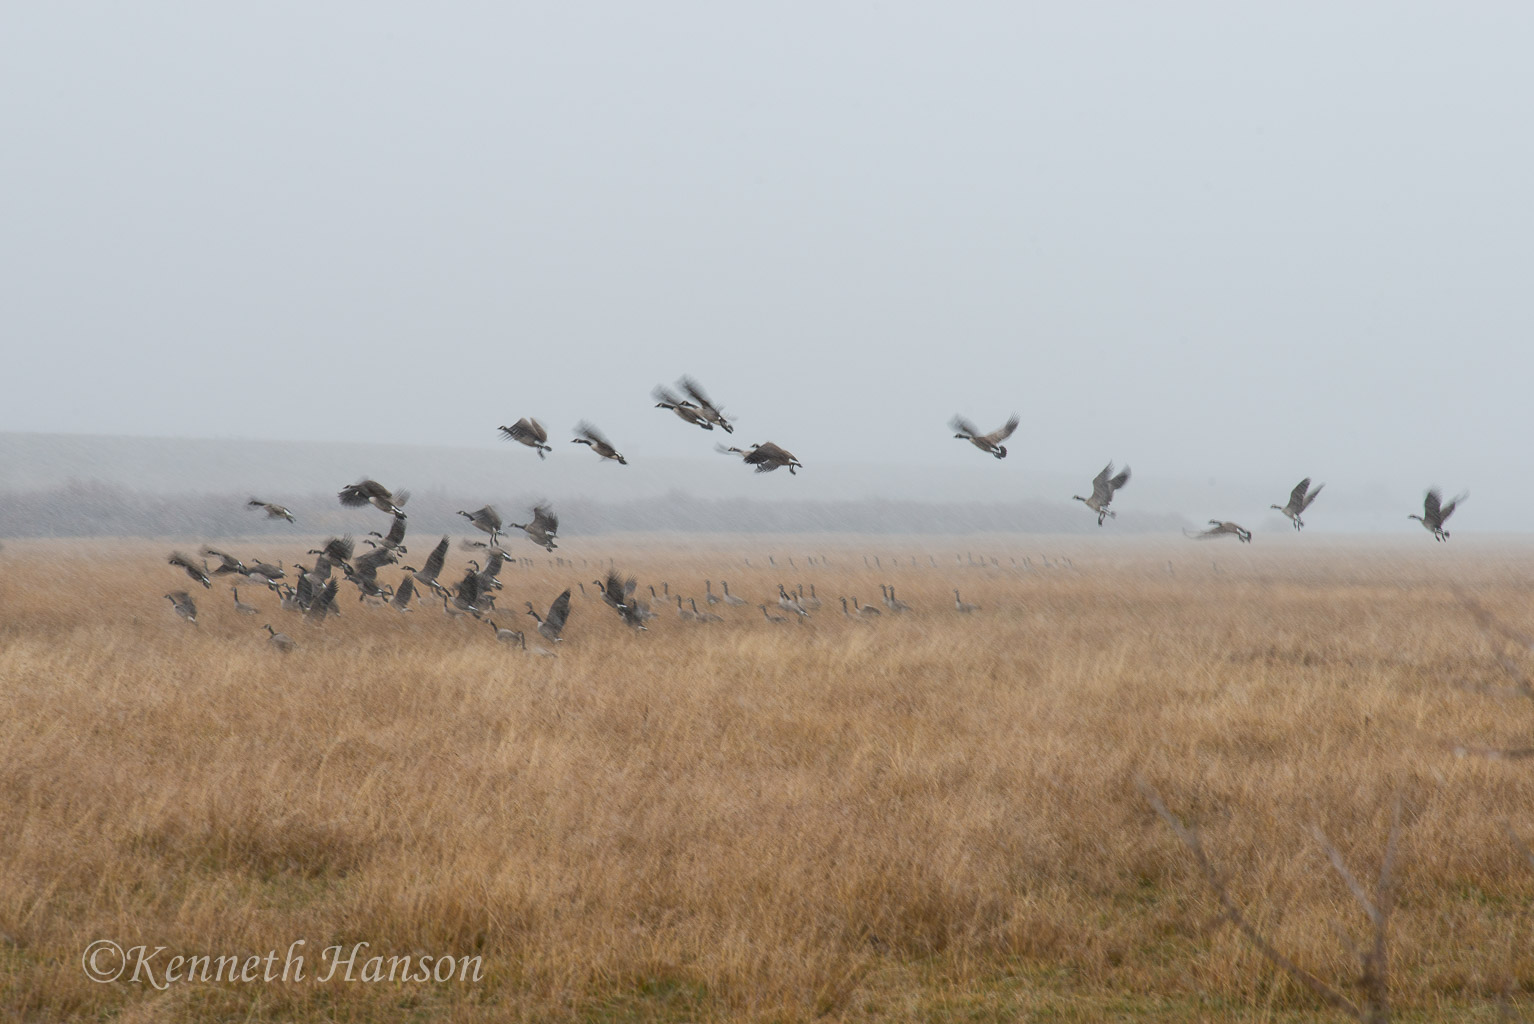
{"left": 0, "top": 534, "right": 1531, "bottom": 1021}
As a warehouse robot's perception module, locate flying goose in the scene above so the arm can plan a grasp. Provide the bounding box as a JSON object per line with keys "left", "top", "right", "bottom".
{"left": 1185, "top": 521, "right": 1252, "bottom": 543}
{"left": 653, "top": 385, "right": 714, "bottom": 430}
{"left": 164, "top": 591, "right": 198, "bottom": 623}
{"left": 571, "top": 422, "right": 627, "bottom": 464}
{"left": 263, "top": 623, "right": 296, "bottom": 652}
{"left": 232, "top": 587, "right": 260, "bottom": 614}
{"left": 509, "top": 504, "right": 558, "bottom": 551}
{"left": 497, "top": 418, "right": 552, "bottom": 459}
{"left": 950, "top": 414, "right": 1019, "bottom": 459}
{"left": 247, "top": 498, "right": 295, "bottom": 523}
{"left": 1272, "top": 478, "right": 1324, "bottom": 532}
{"left": 305, "top": 579, "right": 340, "bottom": 622}
{"left": 678, "top": 376, "right": 733, "bottom": 433}
{"left": 245, "top": 559, "right": 285, "bottom": 585}
{"left": 526, "top": 588, "right": 572, "bottom": 642}
{"left": 401, "top": 536, "right": 450, "bottom": 596}
{"left": 953, "top": 589, "right": 979, "bottom": 613}
{"left": 168, "top": 552, "right": 212, "bottom": 589}
{"left": 202, "top": 547, "right": 248, "bottom": 576}
{"left": 366, "top": 514, "right": 408, "bottom": 554}
{"left": 389, "top": 575, "right": 416, "bottom": 612}
{"left": 458, "top": 505, "right": 502, "bottom": 544}
{"left": 594, "top": 570, "right": 635, "bottom": 611}
{"left": 721, "top": 442, "right": 801, "bottom": 475}
{"left": 1073, "top": 462, "right": 1131, "bottom": 526}
{"left": 338, "top": 479, "right": 409, "bottom": 518}
{"left": 1409, "top": 489, "right": 1466, "bottom": 542}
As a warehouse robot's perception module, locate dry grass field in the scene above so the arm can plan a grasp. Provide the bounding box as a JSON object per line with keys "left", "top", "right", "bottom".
{"left": 1, "top": 533, "right": 1533, "bottom": 1022}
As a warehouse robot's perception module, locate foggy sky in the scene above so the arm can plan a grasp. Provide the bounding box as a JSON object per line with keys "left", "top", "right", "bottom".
{"left": 4, "top": 3, "right": 1531, "bottom": 531}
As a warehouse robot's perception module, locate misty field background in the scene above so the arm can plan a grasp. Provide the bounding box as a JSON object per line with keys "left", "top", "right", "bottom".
{"left": 1, "top": 536, "right": 1532, "bottom": 1022}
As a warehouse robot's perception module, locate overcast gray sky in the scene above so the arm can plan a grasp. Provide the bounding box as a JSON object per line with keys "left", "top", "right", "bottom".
{"left": 3, "top": 3, "right": 1531, "bottom": 528}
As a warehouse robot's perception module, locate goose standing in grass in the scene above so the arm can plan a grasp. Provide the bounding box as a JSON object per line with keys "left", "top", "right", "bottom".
{"left": 571, "top": 422, "right": 627, "bottom": 464}
{"left": 401, "top": 536, "right": 451, "bottom": 597}
{"left": 165, "top": 591, "right": 198, "bottom": 623}
{"left": 881, "top": 584, "right": 911, "bottom": 612}
{"left": 950, "top": 414, "right": 1019, "bottom": 459}
{"left": 509, "top": 504, "right": 558, "bottom": 551}
{"left": 953, "top": 590, "right": 979, "bottom": 613}
{"left": 797, "top": 584, "right": 821, "bottom": 611}
{"left": 762, "top": 604, "right": 790, "bottom": 623}
{"left": 653, "top": 385, "right": 714, "bottom": 430}
{"left": 497, "top": 418, "right": 552, "bottom": 459}
{"left": 247, "top": 498, "right": 295, "bottom": 523}
{"left": 720, "top": 581, "right": 747, "bottom": 606}
{"left": 1409, "top": 489, "right": 1466, "bottom": 542}
{"left": 232, "top": 587, "right": 259, "bottom": 614}
{"left": 1271, "top": 478, "right": 1324, "bottom": 532}
{"left": 851, "top": 597, "right": 881, "bottom": 617}
{"left": 488, "top": 621, "right": 524, "bottom": 645}
{"left": 690, "top": 598, "right": 722, "bottom": 623}
{"left": 168, "top": 552, "right": 212, "bottom": 589}
{"left": 458, "top": 505, "right": 502, "bottom": 545}
{"left": 338, "top": 479, "right": 410, "bottom": 518}
{"left": 678, "top": 376, "right": 733, "bottom": 433}
{"left": 676, "top": 596, "right": 699, "bottom": 621}
{"left": 1185, "top": 521, "right": 1252, "bottom": 543}
{"left": 263, "top": 623, "right": 296, "bottom": 652}
{"left": 526, "top": 589, "right": 572, "bottom": 643}
{"left": 1073, "top": 462, "right": 1131, "bottom": 526}
{"left": 705, "top": 580, "right": 721, "bottom": 606}
{"left": 777, "top": 584, "right": 808, "bottom": 618}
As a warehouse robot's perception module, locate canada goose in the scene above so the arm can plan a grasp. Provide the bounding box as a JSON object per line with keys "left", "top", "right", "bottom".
{"left": 950, "top": 414, "right": 1019, "bottom": 459}
{"left": 1271, "top": 478, "right": 1324, "bottom": 532}
{"left": 509, "top": 504, "right": 558, "bottom": 551}
{"left": 308, "top": 535, "right": 355, "bottom": 568}
{"left": 338, "top": 479, "right": 410, "bottom": 518}
{"left": 729, "top": 442, "right": 802, "bottom": 475}
{"left": 1409, "top": 489, "right": 1466, "bottom": 542}
{"left": 366, "top": 515, "right": 408, "bottom": 554}
{"left": 232, "top": 587, "right": 259, "bottom": 614}
{"left": 202, "top": 547, "right": 247, "bottom": 576}
{"left": 1185, "top": 521, "right": 1253, "bottom": 543}
{"left": 401, "top": 536, "right": 450, "bottom": 595}
{"left": 705, "top": 580, "right": 720, "bottom": 605}
{"left": 881, "top": 584, "right": 911, "bottom": 612}
{"left": 497, "top": 417, "right": 552, "bottom": 459}
{"left": 676, "top": 596, "right": 699, "bottom": 621}
{"left": 1073, "top": 462, "right": 1131, "bottom": 525}
{"left": 777, "top": 584, "right": 808, "bottom": 617}
{"left": 168, "top": 552, "right": 212, "bottom": 589}
{"left": 489, "top": 620, "right": 524, "bottom": 645}
{"left": 571, "top": 422, "right": 627, "bottom": 464}
{"left": 797, "top": 584, "right": 821, "bottom": 611}
{"left": 594, "top": 570, "right": 635, "bottom": 611}
{"left": 441, "top": 594, "right": 469, "bottom": 619}
{"left": 389, "top": 575, "right": 416, "bottom": 612}
{"left": 954, "top": 590, "right": 979, "bottom": 613}
{"left": 247, "top": 498, "right": 296, "bottom": 523}
{"left": 762, "top": 604, "right": 790, "bottom": 623}
{"left": 720, "top": 581, "right": 747, "bottom": 606}
{"left": 458, "top": 506, "right": 502, "bottom": 545}
{"left": 690, "top": 598, "right": 723, "bottom": 623}
{"left": 305, "top": 579, "right": 340, "bottom": 622}
{"left": 164, "top": 591, "right": 198, "bottom": 623}
{"left": 245, "top": 560, "right": 284, "bottom": 584}
{"left": 851, "top": 597, "right": 881, "bottom": 617}
{"left": 263, "top": 623, "right": 295, "bottom": 652}
{"left": 652, "top": 385, "right": 714, "bottom": 430}
{"left": 678, "top": 376, "right": 734, "bottom": 433}
{"left": 451, "top": 569, "right": 492, "bottom": 617}
{"left": 526, "top": 589, "right": 572, "bottom": 642}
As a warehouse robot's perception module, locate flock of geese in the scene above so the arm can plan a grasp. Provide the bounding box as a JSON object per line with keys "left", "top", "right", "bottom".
{"left": 161, "top": 376, "right": 1471, "bottom": 650}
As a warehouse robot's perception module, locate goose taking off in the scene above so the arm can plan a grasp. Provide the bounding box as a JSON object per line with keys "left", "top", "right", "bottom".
{"left": 509, "top": 504, "right": 558, "bottom": 551}
{"left": 678, "top": 376, "right": 733, "bottom": 433}
{"left": 458, "top": 505, "right": 502, "bottom": 545}
{"left": 571, "top": 422, "right": 627, "bottom": 464}
{"left": 652, "top": 385, "right": 714, "bottom": 430}
{"left": 247, "top": 498, "right": 295, "bottom": 523}
{"left": 1272, "top": 478, "right": 1324, "bottom": 532}
{"left": 401, "top": 536, "right": 450, "bottom": 596}
{"left": 1073, "top": 462, "right": 1131, "bottom": 526}
{"left": 168, "top": 552, "right": 212, "bottom": 589}
{"left": 1185, "top": 521, "right": 1252, "bottom": 543}
{"left": 526, "top": 589, "right": 572, "bottom": 642}
{"left": 338, "top": 479, "right": 409, "bottom": 518}
{"left": 950, "top": 414, "right": 1019, "bottom": 459}
{"left": 497, "top": 418, "right": 552, "bottom": 459}
{"left": 1409, "top": 489, "right": 1466, "bottom": 542}
{"left": 164, "top": 591, "right": 198, "bottom": 623}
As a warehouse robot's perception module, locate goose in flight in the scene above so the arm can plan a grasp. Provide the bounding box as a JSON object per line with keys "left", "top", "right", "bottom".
{"left": 458, "top": 505, "right": 502, "bottom": 545}
{"left": 1409, "top": 489, "right": 1466, "bottom": 542}
{"left": 168, "top": 552, "right": 212, "bottom": 589}
{"left": 653, "top": 385, "right": 714, "bottom": 430}
{"left": 719, "top": 442, "right": 802, "bottom": 475}
{"left": 338, "top": 479, "right": 409, "bottom": 518}
{"left": 526, "top": 588, "right": 572, "bottom": 643}
{"left": 509, "top": 504, "right": 559, "bottom": 551}
{"left": 1073, "top": 462, "right": 1130, "bottom": 526}
{"left": 950, "top": 414, "right": 1019, "bottom": 459}
{"left": 1271, "top": 478, "right": 1324, "bottom": 532}
{"left": 247, "top": 498, "right": 295, "bottom": 523}
{"left": 571, "top": 422, "right": 627, "bottom": 464}
{"left": 1185, "top": 520, "right": 1252, "bottom": 543}
{"left": 497, "top": 418, "right": 552, "bottom": 459}
{"left": 678, "top": 376, "right": 733, "bottom": 433}
{"left": 164, "top": 590, "right": 198, "bottom": 623}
